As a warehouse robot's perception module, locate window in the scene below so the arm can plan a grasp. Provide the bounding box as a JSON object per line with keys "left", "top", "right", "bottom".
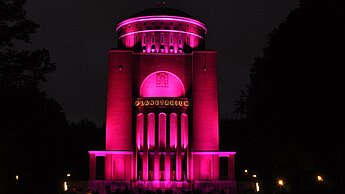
{"left": 160, "top": 156, "right": 164, "bottom": 171}
{"left": 96, "top": 156, "right": 105, "bottom": 180}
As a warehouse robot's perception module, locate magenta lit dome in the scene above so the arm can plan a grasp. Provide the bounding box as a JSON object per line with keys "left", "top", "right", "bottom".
{"left": 116, "top": 7, "right": 207, "bottom": 53}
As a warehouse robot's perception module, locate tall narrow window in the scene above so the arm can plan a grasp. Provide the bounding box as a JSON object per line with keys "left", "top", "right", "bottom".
{"left": 160, "top": 156, "right": 165, "bottom": 180}
{"left": 137, "top": 157, "right": 143, "bottom": 180}
{"left": 96, "top": 156, "right": 105, "bottom": 180}
{"left": 160, "top": 156, "right": 165, "bottom": 171}
{"left": 161, "top": 34, "right": 164, "bottom": 43}
{"left": 149, "top": 156, "right": 154, "bottom": 180}
{"left": 220, "top": 157, "right": 228, "bottom": 179}
{"left": 182, "top": 154, "right": 187, "bottom": 180}
{"left": 171, "top": 156, "right": 176, "bottom": 180}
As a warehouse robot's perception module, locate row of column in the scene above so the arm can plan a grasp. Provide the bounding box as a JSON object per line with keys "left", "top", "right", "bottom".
{"left": 88, "top": 151, "right": 235, "bottom": 181}
{"left": 135, "top": 111, "right": 188, "bottom": 181}
{"left": 137, "top": 152, "right": 188, "bottom": 181}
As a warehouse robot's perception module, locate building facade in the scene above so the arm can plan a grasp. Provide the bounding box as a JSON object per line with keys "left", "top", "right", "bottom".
{"left": 88, "top": 7, "right": 236, "bottom": 194}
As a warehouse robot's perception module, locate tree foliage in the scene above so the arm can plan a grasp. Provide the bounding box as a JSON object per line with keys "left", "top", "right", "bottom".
{"left": 63, "top": 118, "right": 105, "bottom": 180}
{"left": 233, "top": 0, "right": 344, "bottom": 193}
{"left": 0, "top": 1, "right": 105, "bottom": 194}
{"left": 0, "top": 1, "right": 64, "bottom": 193}
{"left": 0, "top": 0, "right": 55, "bottom": 88}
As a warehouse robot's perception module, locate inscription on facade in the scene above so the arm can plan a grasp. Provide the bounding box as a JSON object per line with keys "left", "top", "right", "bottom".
{"left": 134, "top": 99, "right": 190, "bottom": 107}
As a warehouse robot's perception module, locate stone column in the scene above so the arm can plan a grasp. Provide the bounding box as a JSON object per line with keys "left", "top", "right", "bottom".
{"left": 154, "top": 113, "right": 160, "bottom": 180}
{"left": 176, "top": 112, "right": 182, "bottom": 180}
{"left": 165, "top": 113, "right": 171, "bottom": 180}
{"left": 154, "top": 152, "right": 160, "bottom": 180}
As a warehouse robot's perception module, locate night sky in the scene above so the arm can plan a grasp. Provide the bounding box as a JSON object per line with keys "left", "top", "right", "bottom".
{"left": 24, "top": 0, "right": 299, "bottom": 126}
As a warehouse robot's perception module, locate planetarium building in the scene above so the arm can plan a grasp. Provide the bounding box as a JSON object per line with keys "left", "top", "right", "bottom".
{"left": 88, "top": 7, "right": 237, "bottom": 194}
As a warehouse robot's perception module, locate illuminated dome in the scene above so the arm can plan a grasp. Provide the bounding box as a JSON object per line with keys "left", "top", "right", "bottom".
{"left": 116, "top": 7, "right": 207, "bottom": 53}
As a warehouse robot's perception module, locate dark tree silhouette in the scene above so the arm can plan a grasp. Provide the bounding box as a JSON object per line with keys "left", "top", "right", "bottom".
{"left": 234, "top": 0, "right": 344, "bottom": 193}
{"left": 0, "top": 0, "right": 55, "bottom": 88}
{"left": 63, "top": 118, "right": 105, "bottom": 180}
{"left": 0, "top": 1, "right": 68, "bottom": 193}
{"left": 1, "top": 1, "right": 107, "bottom": 194}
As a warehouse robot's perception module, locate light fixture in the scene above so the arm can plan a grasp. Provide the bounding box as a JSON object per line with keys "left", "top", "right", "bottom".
{"left": 278, "top": 179, "right": 284, "bottom": 194}
{"left": 278, "top": 179, "right": 284, "bottom": 186}
{"left": 64, "top": 181, "right": 68, "bottom": 191}
{"left": 255, "top": 182, "right": 260, "bottom": 192}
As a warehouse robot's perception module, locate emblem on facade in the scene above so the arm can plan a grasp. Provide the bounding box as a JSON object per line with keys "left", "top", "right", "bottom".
{"left": 156, "top": 72, "right": 168, "bottom": 87}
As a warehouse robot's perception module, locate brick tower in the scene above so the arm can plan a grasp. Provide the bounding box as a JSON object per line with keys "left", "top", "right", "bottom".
{"left": 88, "top": 7, "right": 237, "bottom": 194}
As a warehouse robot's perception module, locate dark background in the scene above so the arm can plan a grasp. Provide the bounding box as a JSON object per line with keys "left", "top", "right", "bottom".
{"left": 24, "top": 0, "right": 299, "bottom": 126}
{"left": 2, "top": 0, "right": 344, "bottom": 194}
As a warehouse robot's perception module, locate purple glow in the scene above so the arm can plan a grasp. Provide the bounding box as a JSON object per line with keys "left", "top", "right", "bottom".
{"left": 147, "top": 113, "right": 155, "bottom": 149}
{"left": 191, "top": 151, "right": 236, "bottom": 157}
{"left": 200, "top": 157, "right": 212, "bottom": 179}
{"left": 88, "top": 150, "right": 133, "bottom": 157}
{"left": 140, "top": 71, "right": 185, "bottom": 97}
{"left": 170, "top": 113, "right": 177, "bottom": 149}
{"left": 88, "top": 10, "right": 238, "bottom": 189}
{"left": 116, "top": 15, "right": 207, "bottom": 32}
{"left": 136, "top": 113, "right": 144, "bottom": 149}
